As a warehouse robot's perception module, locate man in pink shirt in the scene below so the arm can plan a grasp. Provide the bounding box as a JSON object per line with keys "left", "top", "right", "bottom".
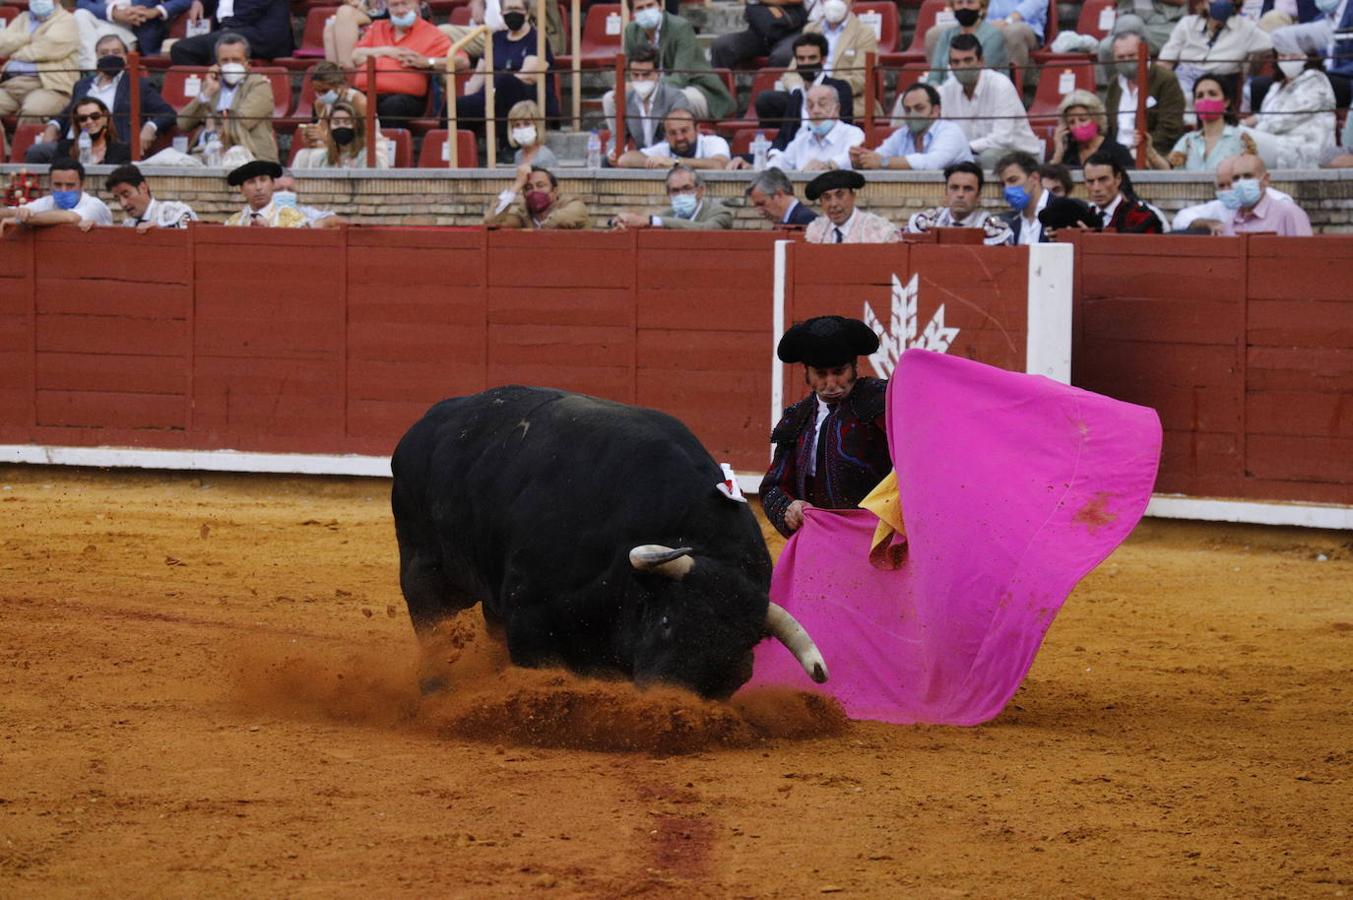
{"left": 1220, "top": 152, "right": 1313, "bottom": 236}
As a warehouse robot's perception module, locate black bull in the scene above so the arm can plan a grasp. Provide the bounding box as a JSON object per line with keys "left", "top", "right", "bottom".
{"left": 391, "top": 386, "right": 827, "bottom": 699}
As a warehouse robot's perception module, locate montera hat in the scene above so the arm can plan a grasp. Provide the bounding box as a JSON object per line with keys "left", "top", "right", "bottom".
{"left": 804, "top": 169, "right": 866, "bottom": 202}
{"left": 777, "top": 316, "right": 880, "bottom": 368}
{"left": 226, "top": 159, "right": 285, "bottom": 187}
{"left": 1037, "top": 195, "right": 1102, "bottom": 233}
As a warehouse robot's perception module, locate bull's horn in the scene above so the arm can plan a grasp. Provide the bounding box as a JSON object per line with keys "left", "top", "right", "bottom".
{"left": 765, "top": 602, "right": 829, "bottom": 684}
{"left": 629, "top": 544, "right": 695, "bottom": 580}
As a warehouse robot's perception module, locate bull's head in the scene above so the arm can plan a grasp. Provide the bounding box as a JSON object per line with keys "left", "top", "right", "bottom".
{"left": 629, "top": 544, "right": 829, "bottom": 697}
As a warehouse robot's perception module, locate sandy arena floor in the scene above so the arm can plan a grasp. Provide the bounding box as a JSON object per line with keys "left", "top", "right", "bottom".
{"left": 1, "top": 465, "right": 1349, "bottom": 898}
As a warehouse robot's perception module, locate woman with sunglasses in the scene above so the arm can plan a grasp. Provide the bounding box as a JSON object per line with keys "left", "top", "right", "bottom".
{"left": 55, "top": 98, "right": 131, "bottom": 167}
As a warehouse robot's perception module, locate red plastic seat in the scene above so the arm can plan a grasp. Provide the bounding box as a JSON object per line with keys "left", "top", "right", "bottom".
{"left": 8, "top": 122, "right": 42, "bottom": 163}
{"left": 716, "top": 66, "right": 790, "bottom": 134}
{"left": 1027, "top": 62, "right": 1098, "bottom": 129}
{"left": 416, "top": 128, "right": 479, "bottom": 166}
{"left": 448, "top": 4, "right": 472, "bottom": 25}
{"left": 554, "top": 2, "right": 622, "bottom": 70}
{"left": 380, "top": 126, "right": 412, "bottom": 166}
{"left": 0, "top": 5, "right": 18, "bottom": 24}
{"left": 854, "top": 1, "right": 900, "bottom": 54}
{"left": 294, "top": 6, "right": 338, "bottom": 59}
{"left": 1033, "top": 0, "right": 1115, "bottom": 65}
{"left": 884, "top": 0, "right": 946, "bottom": 67}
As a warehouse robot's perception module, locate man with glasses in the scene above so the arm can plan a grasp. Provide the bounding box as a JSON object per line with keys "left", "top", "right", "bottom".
{"left": 610, "top": 164, "right": 732, "bottom": 230}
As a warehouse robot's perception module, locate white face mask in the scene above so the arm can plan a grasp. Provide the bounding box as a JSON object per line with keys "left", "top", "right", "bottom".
{"left": 511, "top": 126, "right": 537, "bottom": 146}
{"left": 630, "top": 79, "right": 656, "bottom": 100}
{"left": 220, "top": 62, "right": 247, "bottom": 87}
{"left": 823, "top": 0, "right": 848, "bottom": 25}
{"left": 1277, "top": 58, "right": 1305, "bottom": 81}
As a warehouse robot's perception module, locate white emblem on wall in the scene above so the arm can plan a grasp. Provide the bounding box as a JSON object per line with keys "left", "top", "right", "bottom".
{"left": 862, "top": 273, "right": 960, "bottom": 379}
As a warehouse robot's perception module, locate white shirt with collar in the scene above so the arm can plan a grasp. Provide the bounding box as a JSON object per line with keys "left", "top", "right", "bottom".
{"left": 1116, "top": 75, "right": 1140, "bottom": 150}
{"left": 810, "top": 394, "right": 833, "bottom": 474}
{"left": 1095, "top": 194, "right": 1124, "bottom": 228}
{"left": 1016, "top": 188, "right": 1049, "bottom": 245}
{"left": 827, "top": 208, "right": 859, "bottom": 243}
{"left": 937, "top": 69, "right": 1042, "bottom": 156}
{"left": 216, "top": 0, "right": 235, "bottom": 19}
{"left": 821, "top": 19, "right": 846, "bottom": 74}
{"left": 642, "top": 133, "right": 730, "bottom": 161}
{"left": 768, "top": 119, "right": 865, "bottom": 172}
{"left": 24, "top": 192, "right": 114, "bottom": 226}
{"left": 124, "top": 197, "right": 198, "bottom": 229}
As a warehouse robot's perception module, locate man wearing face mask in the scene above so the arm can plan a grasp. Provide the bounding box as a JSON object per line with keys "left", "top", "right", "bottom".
{"left": 273, "top": 171, "right": 346, "bottom": 228}
{"left": 0, "top": 158, "right": 113, "bottom": 237}
{"left": 752, "top": 33, "right": 854, "bottom": 152}
{"left": 995, "top": 151, "right": 1051, "bottom": 244}
{"left": 1217, "top": 152, "right": 1312, "bottom": 235}
{"left": 26, "top": 35, "right": 176, "bottom": 164}
{"left": 1157, "top": 0, "right": 1272, "bottom": 101}
{"left": 223, "top": 159, "right": 312, "bottom": 227}
{"left": 0, "top": 0, "right": 81, "bottom": 125}
{"left": 167, "top": 32, "right": 280, "bottom": 163}
{"left": 169, "top": 0, "right": 295, "bottom": 65}
{"left": 934, "top": 34, "right": 1042, "bottom": 169}
{"left": 105, "top": 164, "right": 198, "bottom": 232}
{"left": 764, "top": 84, "right": 864, "bottom": 172}
{"left": 852, "top": 82, "right": 973, "bottom": 171}
{"left": 1172, "top": 152, "right": 1295, "bottom": 231}
{"left": 613, "top": 0, "right": 734, "bottom": 123}
{"left": 801, "top": 0, "right": 878, "bottom": 118}
{"left": 925, "top": 0, "right": 1009, "bottom": 86}
{"left": 611, "top": 165, "right": 733, "bottom": 231}
{"left": 353, "top": 0, "right": 454, "bottom": 123}
{"left": 1103, "top": 32, "right": 1186, "bottom": 157}
{"left": 605, "top": 48, "right": 691, "bottom": 156}
{"left": 484, "top": 165, "right": 589, "bottom": 229}
{"left": 616, "top": 108, "right": 730, "bottom": 169}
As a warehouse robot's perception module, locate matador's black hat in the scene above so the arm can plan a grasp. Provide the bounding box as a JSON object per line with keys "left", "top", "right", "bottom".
{"left": 777, "top": 316, "right": 880, "bottom": 368}
{"left": 226, "top": 159, "right": 284, "bottom": 187}
{"left": 804, "top": 169, "right": 866, "bottom": 202}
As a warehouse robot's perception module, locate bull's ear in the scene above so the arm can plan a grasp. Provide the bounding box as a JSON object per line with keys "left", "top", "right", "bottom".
{"left": 629, "top": 544, "right": 695, "bottom": 580}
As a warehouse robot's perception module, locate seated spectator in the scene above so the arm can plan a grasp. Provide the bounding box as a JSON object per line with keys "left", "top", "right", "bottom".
{"left": 26, "top": 35, "right": 175, "bottom": 165}
{"left": 73, "top": 0, "right": 189, "bottom": 67}
{"left": 310, "top": 61, "right": 369, "bottom": 124}
{"left": 429, "top": 0, "right": 565, "bottom": 65}
{"left": 1265, "top": 0, "right": 1353, "bottom": 108}
{"left": 611, "top": 165, "right": 733, "bottom": 230}
{"left": 1049, "top": 89, "right": 1135, "bottom": 171}
{"left": 984, "top": 0, "right": 1046, "bottom": 77}
{"left": 484, "top": 165, "right": 588, "bottom": 229}
{"left": 760, "top": 84, "right": 865, "bottom": 171}
{"left": 225, "top": 159, "right": 316, "bottom": 227}
{"left": 0, "top": 0, "right": 81, "bottom": 125}
{"left": 274, "top": 171, "right": 346, "bottom": 227}
{"left": 1104, "top": 32, "right": 1186, "bottom": 158}
{"left": 615, "top": 0, "right": 735, "bottom": 122}
{"left": 931, "top": 34, "right": 1043, "bottom": 168}
{"left": 853, "top": 83, "right": 974, "bottom": 171}
{"left": 51, "top": 98, "right": 132, "bottom": 167}
{"left": 154, "top": 33, "right": 280, "bottom": 163}
{"left": 803, "top": 169, "right": 898, "bottom": 243}
{"left": 906, "top": 160, "right": 1014, "bottom": 244}
{"left": 925, "top": 0, "right": 1009, "bottom": 86}
{"left": 505, "top": 100, "right": 558, "bottom": 169}
{"left": 1241, "top": 52, "right": 1336, "bottom": 169}
{"left": 354, "top": 0, "right": 455, "bottom": 124}
{"left": 995, "top": 150, "right": 1052, "bottom": 244}
{"left": 1083, "top": 150, "right": 1164, "bottom": 232}
{"left": 1148, "top": 74, "right": 1245, "bottom": 170}
{"left": 1038, "top": 161, "right": 1073, "bottom": 197}
{"left": 1099, "top": 0, "right": 1187, "bottom": 59}
{"left": 754, "top": 33, "right": 854, "bottom": 152}
{"left": 1172, "top": 151, "right": 1294, "bottom": 231}
{"left": 605, "top": 46, "right": 691, "bottom": 156}
{"left": 745, "top": 167, "right": 819, "bottom": 227}
{"left": 617, "top": 108, "right": 730, "bottom": 169}
{"left": 1157, "top": 0, "right": 1272, "bottom": 101}
{"left": 105, "top": 164, "right": 198, "bottom": 231}
{"left": 170, "top": 0, "right": 295, "bottom": 65}
{"left": 293, "top": 101, "right": 392, "bottom": 169}
{"left": 710, "top": 0, "right": 808, "bottom": 72}
{"left": 802, "top": 0, "right": 878, "bottom": 118}
{"left": 329, "top": 0, "right": 398, "bottom": 69}
{"left": 455, "top": 0, "right": 556, "bottom": 146}
{"left": 1218, "top": 151, "right": 1312, "bottom": 234}
{"left": 0, "top": 158, "right": 113, "bottom": 237}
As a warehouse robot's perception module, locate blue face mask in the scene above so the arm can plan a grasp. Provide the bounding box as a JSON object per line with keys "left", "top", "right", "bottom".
{"left": 1004, "top": 184, "right": 1030, "bottom": 211}
{"left": 29, "top": 0, "right": 54, "bottom": 18}
{"left": 810, "top": 119, "right": 836, "bottom": 138}
{"left": 635, "top": 7, "right": 663, "bottom": 29}
{"left": 52, "top": 189, "right": 81, "bottom": 210}
{"left": 318, "top": 89, "right": 339, "bottom": 106}
{"left": 273, "top": 191, "right": 298, "bottom": 209}
{"left": 670, "top": 192, "right": 698, "bottom": 219}
{"left": 1232, "top": 177, "right": 1262, "bottom": 207}
{"left": 390, "top": 10, "right": 417, "bottom": 28}
{"left": 1216, "top": 187, "right": 1242, "bottom": 210}
{"left": 1317, "top": 0, "right": 1341, "bottom": 12}
{"left": 1208, "top": 0, "right": 1233, "bottom": 21}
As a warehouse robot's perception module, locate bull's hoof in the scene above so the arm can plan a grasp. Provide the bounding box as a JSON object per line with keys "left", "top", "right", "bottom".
{"left": 418, "top": 676, "right": 450, "bottom": 696}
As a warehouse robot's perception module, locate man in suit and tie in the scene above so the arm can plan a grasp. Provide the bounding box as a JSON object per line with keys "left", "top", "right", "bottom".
{"left": 171, "top": 32, "right": 280, "bottom": 162}
{"left": 169, "top": 0, "right": 294, "bottom": 65}
{"left": 803, "top": 169, "right": 898, "bottom": 243}
{"left": 1083, "top": 151, "right": 1163, "bottom": 233}
{"left": 746, "top": 167, "right": 819, "bottom": 227}
{"left": 754, "top": 34, "right": 855, "bottom": 152}
{"left": 996, "top": 150, "right": 1051, "bottom": 244}
{"left": 610, "top": 164, "right": 733, "bottom": 230}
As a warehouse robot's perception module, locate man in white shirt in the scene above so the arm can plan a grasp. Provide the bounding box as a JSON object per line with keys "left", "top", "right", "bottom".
{"left": 615, "top": 108, "right": 731, "bottom": 170}
{"left": 851, "top": 82, "right": 974, "bottom": 171}
{"left": 1157, "top": 0, "right": 1273, "bottom": 100}
{"left": 105, "top": 164, "right": 198, "bottom": 232}
{"left": 906, "top": 161, "right": 1014, "bottom": 245}
{"left": 994, "top": 151, "right": 1050, "bottom": 244}
{"left": 0, "top": 158, "right": 113, "bottom": 237}
{"left": 935, "top": 34, "right": 1043, "bottom": 169}
{"left": 762, "top": 84, "right": 864, "bottom": 172}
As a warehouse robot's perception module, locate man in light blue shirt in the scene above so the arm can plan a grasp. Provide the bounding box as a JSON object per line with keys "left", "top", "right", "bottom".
{"left": 985, "top": 0, "right": 1046, "bottom": 76}
{"left": 849, "top": 83, "right": 974, "bottom": 171}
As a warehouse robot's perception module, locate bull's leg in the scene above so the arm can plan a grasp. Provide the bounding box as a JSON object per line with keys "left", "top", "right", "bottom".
{"left": 397, "top": 540, "right": 480, "bottom": 695}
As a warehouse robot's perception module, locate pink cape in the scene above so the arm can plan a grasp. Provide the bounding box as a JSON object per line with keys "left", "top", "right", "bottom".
{"left": 746, "top": 350, "right": 1162, "bottom": 725}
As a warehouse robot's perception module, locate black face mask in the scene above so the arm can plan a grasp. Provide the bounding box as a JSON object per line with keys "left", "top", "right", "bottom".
{"left": 96, "top": 55, "right": 125, "bottom": 76}
{"left": 503, "top": 11, "right": 527, "bottom": 30}
{"left": 797, "top": 65, "right": 821, "bottom": 83}
{"left": 954, "top": 7, "right": 981, "bottom": 26}
{"left": 331, "top": 126, "right": 356, "bottom": 146}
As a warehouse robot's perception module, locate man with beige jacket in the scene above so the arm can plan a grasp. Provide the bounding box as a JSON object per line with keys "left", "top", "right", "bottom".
{"left": 0, "top": 0, "right": 81, "bottom": 123}
{"left": 174, "top": 32, "right": 279, "bottom": 163}
{"left": 796, "top": 0, "right": 878, "bottom": 120}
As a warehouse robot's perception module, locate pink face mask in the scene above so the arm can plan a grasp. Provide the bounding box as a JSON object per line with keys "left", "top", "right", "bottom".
{"left": 525, "top": 189, "right": 552, "bottom": 215}
{"left": 1194, "top": 97, "right": 1227, "bottom": 121}
{"left": 1069, "top": 121, "right": 1099, "bottom": 143}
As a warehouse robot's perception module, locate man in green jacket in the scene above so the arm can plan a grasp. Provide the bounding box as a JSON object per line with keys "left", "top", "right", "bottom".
{"left": 619, "top": 0, "right": 735, "bottom": 121}
{"left": 610, "top": 165, "right": 734, "bottom": 230}
{"left": 1103, "top": 32, "right": 1185, "bottom": 157}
